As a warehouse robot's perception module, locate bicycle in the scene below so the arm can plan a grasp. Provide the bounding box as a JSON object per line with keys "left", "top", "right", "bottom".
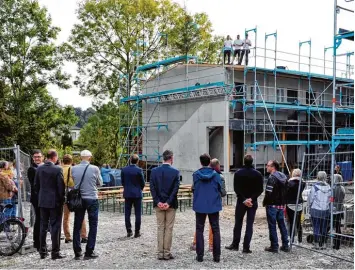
{"left": 0, "top": 204, "right": 26, "bottom": 256}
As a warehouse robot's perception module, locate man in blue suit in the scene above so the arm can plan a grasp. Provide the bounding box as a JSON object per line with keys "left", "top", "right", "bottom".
{"left": 34, "top": 149, "right": 65, "bottom": 260}
{"left": 150, "top": 150, "right": 180, "bottom": 260}
{"left": 193, "top": 153, "right": 222, "bottom": 263}
{"left": 121, "top": 154, "right": 145, "bottom": 238}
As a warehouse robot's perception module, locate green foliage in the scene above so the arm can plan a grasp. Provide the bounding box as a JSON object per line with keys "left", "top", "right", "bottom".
{"left": 64, "top": 0, "right": 221, "bottom": 99}
{"left": 168, "top": 12, "right": 223, "bottom": 63}
{"left": 77, "top": 102, "right": 130, "bottom": 166}
{"left": 74, "top": 107, "right": 96, "bottom": 128}
{"left": 0, "top": 0, "right": 77, "bottom": 152}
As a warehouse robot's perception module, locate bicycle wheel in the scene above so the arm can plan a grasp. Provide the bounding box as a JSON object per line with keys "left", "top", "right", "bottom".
{"left": 0, "top": 218, "right": 26, "bottom": 256}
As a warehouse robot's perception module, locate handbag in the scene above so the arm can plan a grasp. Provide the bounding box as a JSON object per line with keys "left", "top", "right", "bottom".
{"left": 65, "top": 167, "right": 71, "bottom": 202}
{"left": 66, "top": 164, "right": 90, "bottom": 212}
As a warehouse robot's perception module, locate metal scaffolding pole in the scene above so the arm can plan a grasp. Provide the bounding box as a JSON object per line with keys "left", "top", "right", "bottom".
{"left": 330, "top": 0, "right": 338, "bottom": 248}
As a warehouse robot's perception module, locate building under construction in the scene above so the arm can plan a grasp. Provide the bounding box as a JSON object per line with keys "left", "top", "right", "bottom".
{"left": 119, "top": 27, "right": 354, "bottom": 189}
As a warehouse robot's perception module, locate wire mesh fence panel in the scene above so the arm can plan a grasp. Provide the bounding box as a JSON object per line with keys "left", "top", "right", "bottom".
{"left": 290, "top": 151, "right": 354, "bottom": 263}
{"left": 18, "top": 150, "right": 32, "bottom": 228}
{"left": 0, "top": 146, "right": 32, "bottom": 226}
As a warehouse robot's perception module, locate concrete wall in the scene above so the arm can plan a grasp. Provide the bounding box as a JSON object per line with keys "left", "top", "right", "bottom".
{"left": 143, "top": 98, "right": 229, "bottom": 171}
{"left": 144, "top": 65, "right": 225, "bottom": 94}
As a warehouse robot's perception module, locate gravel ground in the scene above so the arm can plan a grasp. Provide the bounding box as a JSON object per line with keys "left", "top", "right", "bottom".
{"left": 0, "top": 205, "right": 353, "bottom": 269}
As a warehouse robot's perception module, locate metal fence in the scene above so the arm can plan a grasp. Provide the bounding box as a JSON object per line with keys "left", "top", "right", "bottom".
{"left": 0, "top": 145, "right": 32, "bottom": 229}
{"left": 290, "top": 151, "right": 354, "bottom": 263}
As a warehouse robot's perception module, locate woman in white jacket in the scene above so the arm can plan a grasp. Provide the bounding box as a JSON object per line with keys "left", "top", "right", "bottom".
{"left": 308, "top": 171, "right": 331, "bottom": 249}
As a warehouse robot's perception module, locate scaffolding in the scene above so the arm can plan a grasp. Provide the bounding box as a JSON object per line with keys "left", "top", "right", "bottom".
{"left": 117, "top": 15, "right": 354, "bottom": 180}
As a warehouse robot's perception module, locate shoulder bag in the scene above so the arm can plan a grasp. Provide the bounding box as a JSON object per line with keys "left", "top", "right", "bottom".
{"left": 67, "top": 164, "right": 90, "bottom": 212}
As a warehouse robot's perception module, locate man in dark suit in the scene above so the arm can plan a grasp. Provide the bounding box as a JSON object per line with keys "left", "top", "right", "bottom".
{"left": 150, "top": 150, "right": 180, "bottom": 260}
{"left": 27, "top": 149, "right": 44, "bottom": 251}
{"left": 35, "top": 150, "right": 65, "bottom": 260}
{"left": 121, "top": 154, "right": 145, "bottom": 238}
{"left": 225, "top": 154, "right": 264, "bottom": 253}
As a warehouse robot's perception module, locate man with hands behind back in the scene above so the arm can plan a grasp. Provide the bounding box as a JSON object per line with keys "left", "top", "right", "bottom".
{"left": 150, "top": 150, "right": 180, "bottom": 261}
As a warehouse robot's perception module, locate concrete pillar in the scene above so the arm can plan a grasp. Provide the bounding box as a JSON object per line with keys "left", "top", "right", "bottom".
{"left": 224, "top": 97, "right": 230, "bottom": 173}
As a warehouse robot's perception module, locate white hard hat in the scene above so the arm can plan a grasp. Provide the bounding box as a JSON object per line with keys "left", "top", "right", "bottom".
{"left": 80, "top": 150, "right": 92, "bottom": 157}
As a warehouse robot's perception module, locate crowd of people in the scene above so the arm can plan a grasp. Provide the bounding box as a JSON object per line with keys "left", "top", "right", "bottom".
{"left": 0, "top": 148, "right": 347, "bottom": 262}
{"left": 223, "top": 34, "right": 252, "bottom": 66}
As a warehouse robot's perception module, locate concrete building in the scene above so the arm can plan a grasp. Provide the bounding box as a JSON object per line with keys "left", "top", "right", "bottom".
{"left": 120, "top": 55, "right": 354, "bottom": 189}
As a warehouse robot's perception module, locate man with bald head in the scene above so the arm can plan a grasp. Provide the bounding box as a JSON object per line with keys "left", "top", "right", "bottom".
{"left": 122, "top": 154, "right": 145, "bottom": 238}
{"left": 35, "top": 149, "right": 65, "bottom": 260}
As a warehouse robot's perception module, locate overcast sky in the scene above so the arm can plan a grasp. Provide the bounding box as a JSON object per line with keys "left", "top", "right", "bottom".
{"left": 38, "top": 0, "right": 354, "bottom": 109}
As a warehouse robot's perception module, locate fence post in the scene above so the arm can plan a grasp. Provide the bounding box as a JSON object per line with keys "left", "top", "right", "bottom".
{"left": 14, "top": 144, "right": 24, "bottom": 219}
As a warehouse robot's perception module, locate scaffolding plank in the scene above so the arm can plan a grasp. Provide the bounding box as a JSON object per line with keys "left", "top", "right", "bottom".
{"left": 136, "top": 55, "right": 196, "bottom": 72}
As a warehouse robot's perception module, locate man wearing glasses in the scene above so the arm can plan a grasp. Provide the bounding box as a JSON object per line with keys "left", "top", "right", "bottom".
{"left": 27, "top": 149, "right": 44, "bottom": 251}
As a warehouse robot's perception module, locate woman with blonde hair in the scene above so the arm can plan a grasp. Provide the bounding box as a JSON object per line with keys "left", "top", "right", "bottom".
{"left": 286, "top": 168, "right": 305, "bottom": 243}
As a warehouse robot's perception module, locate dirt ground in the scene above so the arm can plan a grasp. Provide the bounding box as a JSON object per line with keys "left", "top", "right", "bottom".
{"left": 0, "top": 204, "right": 353, "bottom": 269}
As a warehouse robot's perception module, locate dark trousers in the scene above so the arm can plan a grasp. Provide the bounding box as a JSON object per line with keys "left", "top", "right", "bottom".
{"left": 32, "top": 203, "right": 41, "bottom": 249}
{"left": 333, "top": 213, "right": 342, "bottom": 249}
{"left": 234, "top": 49, "right": 241, "bottom": 62}
{"left": 266, "top": 206, "right": 289, "bottom": 250}
{"left": 39, "top": 206, "right": 63, "bottom": 255}
{"left": 238, "top": 49, "right": 250, "bottom": 65}
{"left": 224, "top": 50, "right": 231, "bottom": 64}
{"left": 232, "top": 200, "right": 257, "bottom": 250}
{"left": 124, "top": 198, "right": 142, "bottom": 233}
{"left": 73, "top": 199, "right": 99, "bottom": 255}
{"left": 195, "top": 212, "right": 221, "bottom": 258}
{"left": 286, "top": 207, "right": 303, "bottom": 243}
{"left": 311, "top": 214, "right": 329, "bottom": 246}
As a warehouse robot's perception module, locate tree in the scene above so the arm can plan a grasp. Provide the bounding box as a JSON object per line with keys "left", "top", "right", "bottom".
{"left": 168, "top": 12, "right": 223, "bottom": 63}
{"left": 74, "top": 107, "right": 96, "bottom": 128}
{"left": 78, "top": 102, "right": 130, "bottom": 166}
{"left": 0, "top": 0, "right": 77, "bottom": 151}
{"left": 64, "top": 0, "right": 221, "bottom": 99}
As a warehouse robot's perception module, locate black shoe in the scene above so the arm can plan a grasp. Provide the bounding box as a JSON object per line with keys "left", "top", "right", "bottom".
{"left": 74, "top": 252, "right": 82, "bottom": 260}
{"left": 65, "top": 239, "right": 72, "bottom": 244}
{"left": 196, "top": 256, "right": 203, "bottom": 262}
{"left": 81, "top": 238, "right": 88, "bottom": 244}
{"left": 52, "top": 253, "right": 66, "bottom": 260}
{"left": 84, "top": 252, "right": 99, "bottom": 260}
{"left": 164, "top": 254, "right": 174, "bottom": 260}
{"left": 280, "top": 246, "right": 290, "bottom": 252}
{"left": 134, "top": 231, "right": 141, "bottom": 238}
{"left": 127, "top": 231, "right": 133, "bottom": 237}
{"left": 40, "top": 253, "right": 48, "bottom": 259}
{"left": 242, "top": 249, "right": 252, "bottom": 254}
{"left": 225, "top": 244, "right": 239, "bottom": 251}
{"left": 264, "top": 247, "right": 278, "bottom": 253}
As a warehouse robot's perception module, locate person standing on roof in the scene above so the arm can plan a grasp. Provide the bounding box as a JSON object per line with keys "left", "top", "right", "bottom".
{"left": 263, "top": 160, "right": 289, "bottom": 253}
{"left": 233, "top": 35, "right": 243, "bottom": 64}
{"left": 223, "top": 35, "right": 233, "bottom": 65}
{"left": 238, "top": 33, "right": 252, "bottom": 66}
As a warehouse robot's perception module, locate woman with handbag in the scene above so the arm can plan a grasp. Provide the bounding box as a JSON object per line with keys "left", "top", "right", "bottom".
{"left": 62, "top": 154, "right": 88, "bottom": 244}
